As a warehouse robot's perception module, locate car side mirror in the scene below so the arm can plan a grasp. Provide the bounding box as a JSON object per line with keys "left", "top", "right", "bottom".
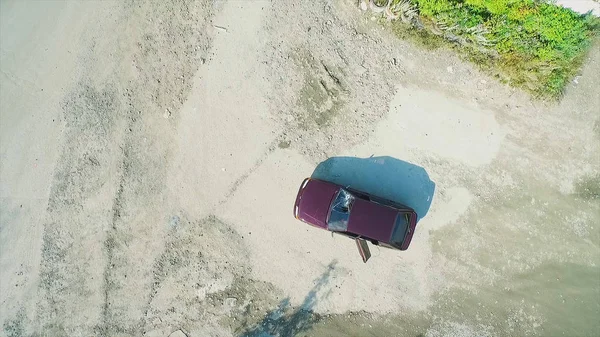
{"left": 355, "top": 238, "right": 371, "bottom": 263}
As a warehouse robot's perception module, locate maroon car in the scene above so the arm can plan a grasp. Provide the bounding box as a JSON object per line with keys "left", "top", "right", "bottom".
{"left": 294, "top": 178, "right": 417, "bottom": 262}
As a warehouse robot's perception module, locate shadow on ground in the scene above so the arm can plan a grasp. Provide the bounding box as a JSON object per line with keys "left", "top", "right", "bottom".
{"left": 311, "top": 156, "right": 435, "bottom": 221}
{"left": 240, "top": 261, "right": 337, "bottom": 337}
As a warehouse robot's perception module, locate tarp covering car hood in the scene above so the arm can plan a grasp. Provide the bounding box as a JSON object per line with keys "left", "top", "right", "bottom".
{"left": 348, "top": 199, "right": 397, "bottom": 242}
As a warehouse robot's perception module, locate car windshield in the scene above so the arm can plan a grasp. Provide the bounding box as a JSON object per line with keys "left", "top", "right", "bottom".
{"left": 391, "top": 213, "right": 410, "bottom": 245}
{"left": 327, "top": 189, "right": 354, "bottom": 231}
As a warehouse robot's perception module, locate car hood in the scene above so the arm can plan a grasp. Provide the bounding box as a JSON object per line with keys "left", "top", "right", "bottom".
{"left": 348, "top": 199, "right": 398, "bottom": 242}
{"left": 298, "top": 179, "right": 340, "bottom": 229}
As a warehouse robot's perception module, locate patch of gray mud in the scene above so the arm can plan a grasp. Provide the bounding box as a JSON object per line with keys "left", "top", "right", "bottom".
{"left": 140, "top": 215, "right": 280, "bottom": 337}
{"left": 264, "top": 0, "right": 400, "bottom": 159}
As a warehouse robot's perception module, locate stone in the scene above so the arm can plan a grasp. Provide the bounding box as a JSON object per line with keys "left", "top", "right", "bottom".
{"left": 168, "top": 330, "right": 188, "bottom": 337}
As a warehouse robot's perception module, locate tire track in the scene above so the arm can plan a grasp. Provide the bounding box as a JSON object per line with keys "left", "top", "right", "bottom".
{"left": 37, "top": 82, "right": 126, "bottom": 336}
{"left": 35, "top": 1, "right": 215, "bottom": 335}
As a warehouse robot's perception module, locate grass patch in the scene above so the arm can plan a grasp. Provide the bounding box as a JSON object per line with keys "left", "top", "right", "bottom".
{"left": 574, "top": 174, "right": 600, "bottom": 200}
{"left": 392, "top": 21, "right": 447, "bottom": 49}
{"left": 384, "top": 0, "right": 600, "bottom": 98}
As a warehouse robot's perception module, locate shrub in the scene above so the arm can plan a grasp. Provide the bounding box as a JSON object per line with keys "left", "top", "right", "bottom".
{"left": 392, "top": 0, "right": 599, "bottom": 97}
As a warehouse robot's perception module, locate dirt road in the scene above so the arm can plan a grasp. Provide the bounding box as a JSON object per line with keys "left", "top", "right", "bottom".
{"left": 1, "top": 0, "right": 599, "bottom": 336}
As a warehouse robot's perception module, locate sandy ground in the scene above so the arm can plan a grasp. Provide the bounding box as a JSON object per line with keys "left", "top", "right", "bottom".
{"left": 1, "top": 0, "right": 599, "bottom": 336}
{"left": 556, "top": 0, "right": 600, "bottom": 16}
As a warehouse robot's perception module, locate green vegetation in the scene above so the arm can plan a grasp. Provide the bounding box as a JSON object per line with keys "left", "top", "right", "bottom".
{"left": 387, "top": 0, "right": 599, "bottom": 97}
{"left": 575, "top": 174, "right": 600, "bottom": 200}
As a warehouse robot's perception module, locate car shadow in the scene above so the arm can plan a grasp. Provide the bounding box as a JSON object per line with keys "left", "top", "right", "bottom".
{"left": 239, "top": 261, "right": 337, "bottom": 337}
{"left": 311, "top": 156, "right": 435, "bottom": 221}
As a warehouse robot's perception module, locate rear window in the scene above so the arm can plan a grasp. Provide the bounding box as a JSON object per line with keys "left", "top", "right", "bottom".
{"left": 327, "top": 189, "right": 354, "bottom": 232}
{"left": 391, "top": 213, "right": 410, "bottom": 245}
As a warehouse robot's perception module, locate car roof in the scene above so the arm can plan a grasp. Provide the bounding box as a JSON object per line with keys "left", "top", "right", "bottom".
{"left": 347, "top": 198, "right": 398, "bottom": 243}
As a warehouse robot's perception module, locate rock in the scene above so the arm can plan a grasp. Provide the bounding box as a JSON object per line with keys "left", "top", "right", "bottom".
{"left": 168, "top": 330, "right": 188, "bottom": 337}
{"left": 446, "top": 66, "right": 454, "bottom": 73}
{"left": 359, "top": 0, "right": 368, "bottom": 11}
{"left": 225, "top": 297, "right": 238, "bottom": 307}
{"left": 142, "top": 330, "right": 163, "bottom": 337}
{"left": 169, "top": 215, "right": 180, "bottom": 228}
